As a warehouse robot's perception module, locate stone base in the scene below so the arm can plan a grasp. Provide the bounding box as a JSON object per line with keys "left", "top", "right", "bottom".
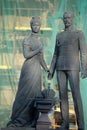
{"left": 36, "top": 113, "right": 51, "bottom": 130}
{"left": 37, "top": 122, "right": 51, "bottom": 130}
{"left": 1, "top": 128, "right": 35, "bottom": 130}
{"left": 0, "top": 128, "right": 78, "bottom": 130}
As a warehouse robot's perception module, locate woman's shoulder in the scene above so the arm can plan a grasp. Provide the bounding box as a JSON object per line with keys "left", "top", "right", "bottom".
{"left": 23, "top": 35, "right": 31, "bottom": 45}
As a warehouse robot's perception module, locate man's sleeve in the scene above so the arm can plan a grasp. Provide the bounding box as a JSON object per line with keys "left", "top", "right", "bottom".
{"left": 79, "top": 31, "right": 87, "bottom": 78}
{"left": 49, "top": 35, "right": 58, "bottom": 77}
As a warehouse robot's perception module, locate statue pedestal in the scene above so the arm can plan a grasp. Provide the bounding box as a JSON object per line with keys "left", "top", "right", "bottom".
{"left": 35, "top": 99, "right": 53, "bottom": 130}
{"left": 1, "top": 128, "right": 35, "bottom": 130}
{"left": 36, "top": 113, "right": 51, "bottom": 130}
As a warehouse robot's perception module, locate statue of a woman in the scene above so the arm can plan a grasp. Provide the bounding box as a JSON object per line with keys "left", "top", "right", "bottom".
{"left": 7, "top": 16, "right": 48, "bottom": 127}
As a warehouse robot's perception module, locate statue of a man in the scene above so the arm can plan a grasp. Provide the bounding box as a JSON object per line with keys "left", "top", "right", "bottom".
{"left": 48, "top": 12, "right": 87, "bottom": 130}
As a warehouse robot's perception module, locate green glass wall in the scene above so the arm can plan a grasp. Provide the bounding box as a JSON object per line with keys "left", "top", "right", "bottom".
{"left": 0, "top": 0, "right": 87, "bottom": 129}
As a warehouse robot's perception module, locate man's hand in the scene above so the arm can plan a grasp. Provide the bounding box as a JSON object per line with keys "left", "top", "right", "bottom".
{"left": 81, "top": 71, "right": 87, "bottom": 79}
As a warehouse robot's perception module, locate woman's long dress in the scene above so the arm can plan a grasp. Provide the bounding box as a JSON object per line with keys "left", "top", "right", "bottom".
{"left": 7, "top": 33, "right": 48, "bottom": 127}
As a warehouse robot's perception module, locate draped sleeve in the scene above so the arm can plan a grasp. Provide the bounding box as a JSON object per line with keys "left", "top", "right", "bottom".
{"left": 23, "top": 36, "right": 41, "bottom": 59}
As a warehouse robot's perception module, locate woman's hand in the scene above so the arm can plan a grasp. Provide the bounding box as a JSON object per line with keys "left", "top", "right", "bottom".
{"left": 48, "top": 72, "right": 53, "bottom": 80}
{"left": 38, "top": 44, "right": 43, "bottom": 51}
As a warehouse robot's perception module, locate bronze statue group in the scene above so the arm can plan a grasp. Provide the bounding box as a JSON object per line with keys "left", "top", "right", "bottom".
{"left": 7, "top": 12, "right": 87, "bottom": 130}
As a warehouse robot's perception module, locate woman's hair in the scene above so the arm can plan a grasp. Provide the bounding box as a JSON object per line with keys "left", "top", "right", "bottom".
{"left": 30, "top": 16, "right": 41, "bottom": 26}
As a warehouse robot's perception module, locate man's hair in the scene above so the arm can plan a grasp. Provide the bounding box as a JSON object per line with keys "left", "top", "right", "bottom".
{"left": 63, "top": 11, "right": 74, "bottom": 18}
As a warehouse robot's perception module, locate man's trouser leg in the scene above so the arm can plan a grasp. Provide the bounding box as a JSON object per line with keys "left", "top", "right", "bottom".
{"left": 57, "top": 70, "right": 69, "bottom": 128}
{"left": 68, "top": 70, "right": 84, "bottom": 129}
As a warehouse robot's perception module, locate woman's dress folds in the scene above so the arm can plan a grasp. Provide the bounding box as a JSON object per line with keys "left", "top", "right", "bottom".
{"left": 7, "top": 33, "right": 48, "bottom": 127}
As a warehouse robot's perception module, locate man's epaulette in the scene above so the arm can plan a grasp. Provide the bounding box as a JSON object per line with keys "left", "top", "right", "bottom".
{"left": 75, "top": 29, "right": 82, "bottom": 33}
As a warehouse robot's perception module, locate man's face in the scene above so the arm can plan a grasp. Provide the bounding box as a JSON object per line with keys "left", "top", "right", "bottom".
{"left": 63, "top": 13, "right": 73, "bottom": 28}
{"left": 31, "top": 23, "right": 40, "bottom": 33}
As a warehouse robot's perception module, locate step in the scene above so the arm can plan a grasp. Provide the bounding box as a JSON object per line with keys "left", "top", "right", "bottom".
{"left": 1, "top": 128, "right": 35, "bottom": 130}
{"left": 1, "top": 127, "right": 56, "bottom": 130}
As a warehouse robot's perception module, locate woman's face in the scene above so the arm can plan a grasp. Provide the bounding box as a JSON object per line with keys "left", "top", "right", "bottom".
{"left": 31, "top": 23, "right": 40, "bottom": 33}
